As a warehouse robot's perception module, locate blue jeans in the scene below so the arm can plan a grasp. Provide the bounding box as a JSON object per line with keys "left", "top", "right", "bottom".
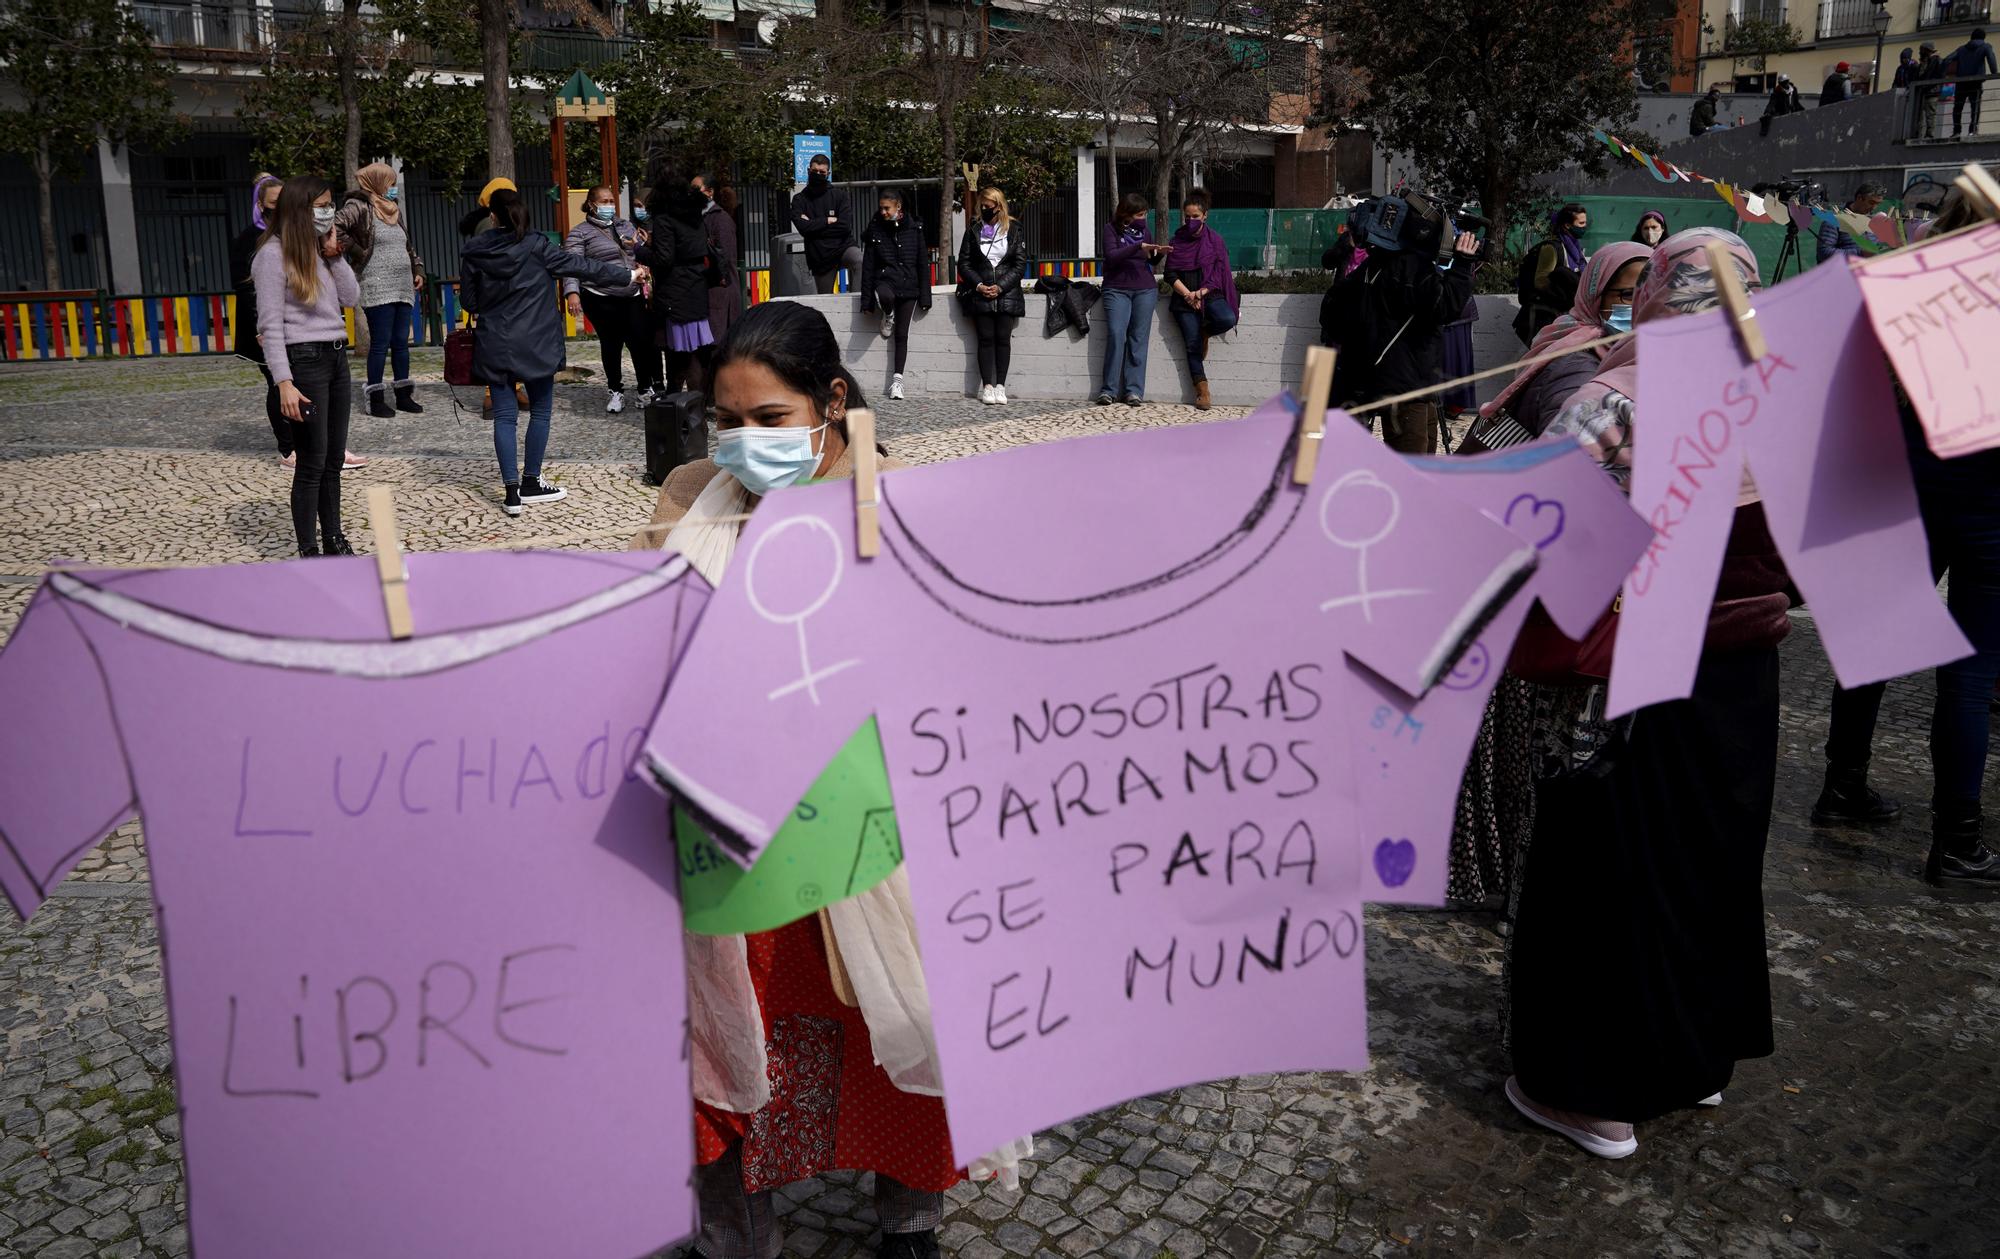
{"left": 1100, "top": 286, "right": 1157, "bottom": 400}
{"left": 1171, "top": 295, "right": 1239, "bottom": 381}
{"left": 490, "top": 374, "right": 555, "bottom": 486}
{"left": 364, "top": 302, "right": 412, "bottom": 387}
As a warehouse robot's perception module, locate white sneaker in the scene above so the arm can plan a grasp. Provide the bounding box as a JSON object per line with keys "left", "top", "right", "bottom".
{"left": 889, "top": 374, "right": 905, "bottom": 401}
{"left": 606, "top": 390, "right": 624, "bottom": 415}
{"left": 880, "top": 311, "right": 895, "bottom": 339}
{"left": 978, "top": 384, "right": 995, "bottom": 404}
{"left": 1697, "top": 1092, "right": 1723, "bottom": 1107}
{"left": 993, "top": 384, "right": 1008, "bottom": 405}
{"left": 1504, "top": 1076, "right": 1637, "bottom": 1159}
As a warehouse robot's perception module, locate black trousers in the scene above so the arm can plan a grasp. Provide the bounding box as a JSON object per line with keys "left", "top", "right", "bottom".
{"left": 972, "top": 312, "right": 1013, "bottom": 385}
{"left": 256, "top": 362, "right": 293, "bottom": 456}
{"left": 1953, "top": 83, "right": 1984, "bottom": 135}
{"left": 578, "top": 291, "right": 655, "bottom": 394}
{"left": 875, "top": 287, "right": 918, "bottom": 374}
{"left": 284, "top": 341, "right": 352, "bottom": 553}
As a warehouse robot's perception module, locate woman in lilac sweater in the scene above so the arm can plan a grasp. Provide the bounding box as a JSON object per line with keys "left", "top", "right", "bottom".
{"left": 252, "top": 175, "right": 360, "bottom": 558}
{"left": 1097, "top": 192, "right": 1173, "bottom": 406}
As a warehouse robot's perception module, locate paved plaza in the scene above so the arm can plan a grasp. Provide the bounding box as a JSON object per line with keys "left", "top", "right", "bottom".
{"left": 0, "top": 353, "right": 1996, "bottom": 1259}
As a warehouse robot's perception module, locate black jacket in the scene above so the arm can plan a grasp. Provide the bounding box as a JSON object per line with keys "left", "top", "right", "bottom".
{"left": 1690, "top": 95, "right": 1719, "bottom": 134}
{"left": 956, "top": 224, "right": 1028, "bottom": 318}
{"left": 1764, "top": 83, "right": 1803, "bottom": 115}
{"left": 229, "top": 224, "right": 265, "bottom": 361}
{"left": 1319, "top": 249, "right": 1476, "bottom": 404}
{"left": 789, "top": 181, "right": 854, "bottom": 274}
{"left": 1819, "top": 72, "right": 1851, "bottom": 105}
{"left": 860, "top": 214, "right": 933, "bottom": 309}
{"left": 639, "top": 185, "right": 713, "bottom": 326}
{"left": 459, "top": 230, "right": 632, "bottom": 385}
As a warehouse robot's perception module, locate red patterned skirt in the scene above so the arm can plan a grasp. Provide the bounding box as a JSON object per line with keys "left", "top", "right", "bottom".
{"left": 694, "top": 916, "right": 963, "bottom": 1194}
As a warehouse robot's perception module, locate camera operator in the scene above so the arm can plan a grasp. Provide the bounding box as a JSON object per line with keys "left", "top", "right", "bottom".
{"left": 1319, "top": 193, "right": 1482, "bottom": 455}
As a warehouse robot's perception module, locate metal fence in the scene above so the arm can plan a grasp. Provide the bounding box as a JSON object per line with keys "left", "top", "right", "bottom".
{"left": 0, "top": 158, "right": 108, "bottom": 292}
{"left": 1918, "top": 0, "right": 1993, "bottom": 28}
{"left": 1897, "top": 71, "right": 2000, "bottom": 142}
{"left": 1816, "top": 0, "right": 1881, "bottom": 38}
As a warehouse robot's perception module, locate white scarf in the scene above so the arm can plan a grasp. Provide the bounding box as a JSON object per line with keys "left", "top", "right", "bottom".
{"left": 660, "top": 469, "right": 1032, "bottom": 1186}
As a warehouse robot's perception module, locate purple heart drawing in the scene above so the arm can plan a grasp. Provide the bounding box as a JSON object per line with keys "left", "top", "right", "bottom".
{"left": 1503, "top": 492, "right": 1566, "bottom": 550}
{"left": 1374, "top": 838, "right": 1417, "bottom": 888}
{"left": 1440, "top": 640, "right": 1491, "bottom": 692}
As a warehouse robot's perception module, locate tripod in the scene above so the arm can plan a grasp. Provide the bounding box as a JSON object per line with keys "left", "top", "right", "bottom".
{"left": 1772, "top": 219, "right": 1805, "bottom": 283}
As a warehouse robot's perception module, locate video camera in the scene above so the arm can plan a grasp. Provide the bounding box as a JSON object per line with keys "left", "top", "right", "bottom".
{"left": 1347, "top": 191, "right": 1491, "bottom": 266}
{"left": 1750, "top": 178, "right": 1828, "bottom": 206}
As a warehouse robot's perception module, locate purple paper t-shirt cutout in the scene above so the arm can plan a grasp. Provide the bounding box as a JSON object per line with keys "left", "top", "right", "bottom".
{"left": 1611, "top": 259, "right": 1969, "bottom": 718}
{"left": 644, "top": 397, "right": 1537, "bottom": 1166}
{"left": 0, "top": 551, "right": 707, "bottom": 1259}
{"left": 1347, "top": 439, "right": 1653, "bottom": 905}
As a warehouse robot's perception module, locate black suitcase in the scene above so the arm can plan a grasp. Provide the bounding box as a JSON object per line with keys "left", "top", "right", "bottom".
{"left": 643, "top": 390, "right": 708, "bottom": 486}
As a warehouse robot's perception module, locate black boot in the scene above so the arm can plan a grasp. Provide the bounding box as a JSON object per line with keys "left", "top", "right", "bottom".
{"left": 367, "top": 385, "right": 396, "bottom": 419}
{"left": 877, "top": 1231, "right": 940, "bottom": 1259}
{"left": 1811, "top": 769, "right": 1903, "bottom": 826}
{"left": 298, "top": 544, "right": 321, "bottom": 558}
{"left": 393, "top": 381, "right": 424, "bottom": 414}
{"left": 322, "top": 531, "right": 356, "bottom": 557}
{"left": 1927, "top": 803, "right": 2000, "bottom": 891}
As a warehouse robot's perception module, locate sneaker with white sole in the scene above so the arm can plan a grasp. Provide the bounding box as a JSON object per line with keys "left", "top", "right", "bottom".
{"left": 606, "top": 390, "right": 624, "bottom": 415}
{"left": 1697, "top": 1092, "right": 1723, "bottom": 1107}
{"left": 1504, "top": 1076, "right": 1637, "bottom": 1159}
{"left": 342, "top": 450, "right": 368, "bottom": 468}
{"left": 502, "top": 483, "right": 523, "bottom": 517}
{"left": 993, "top": 384, "right": 1008, "bottom": 405}
{"left": 280, "top": 452, "right": 297, "bottom": 469}
{"left": 881, "top": 311, "right": 895, "bottom": 339}
{"left": 519, "top": 475, "right": 567, "bottom": 505}
{"left": 978, "top": 384, "right": 995, "bottom": 404}
{"left": 889, "top": 374, "right": 905, "bottom": 401}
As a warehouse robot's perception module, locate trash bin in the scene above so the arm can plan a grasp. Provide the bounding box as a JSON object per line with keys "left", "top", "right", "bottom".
{"left": 771, "top": 232, "right": 813, "bottom": 297}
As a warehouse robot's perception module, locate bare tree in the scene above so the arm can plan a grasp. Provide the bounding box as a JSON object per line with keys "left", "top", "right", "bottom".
{"left": 478, "top": 0, "right": 515, "bottom": 180}
{"left": 1029, "top": 0, "right": 1149, "bottom": 209}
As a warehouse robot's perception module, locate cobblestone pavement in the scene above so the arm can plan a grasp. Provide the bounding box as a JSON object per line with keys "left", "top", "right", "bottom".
{"left": 1, "top": 355, "right": 1997, "bottom": 1259}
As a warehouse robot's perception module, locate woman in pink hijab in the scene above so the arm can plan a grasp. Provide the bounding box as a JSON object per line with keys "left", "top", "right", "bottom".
{"left": 1505, "top": 228, "right": 1793, "bottom": 1162}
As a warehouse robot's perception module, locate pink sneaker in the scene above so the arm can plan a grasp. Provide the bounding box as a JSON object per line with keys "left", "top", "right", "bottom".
{"left": 343, "top": 450, "right": 368, "bottom": 468}
{"left": 1505, "top": 1076, "right": 1637, "bottom": 1159}
{"left": 280, "top": 452, "right": 297, "bottom": 469}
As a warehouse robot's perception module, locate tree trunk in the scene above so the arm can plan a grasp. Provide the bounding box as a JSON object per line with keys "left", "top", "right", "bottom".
{"left": 941, "top": 111, "right": 959, "bottom": 284}
{"left": 1151, "top": 120, "right": 1176, "bottom": 232}
{"left": 340, "top": 0, "right": 362, "bottom": 187}
{"left": 480, "top": 0, "right": 515, "bottom": 180}
{"left": 33, "top": 137, "right": 59, "bottom": 292}
{"left": 1104, "top": 121, "right": 1120, "bottom": 213}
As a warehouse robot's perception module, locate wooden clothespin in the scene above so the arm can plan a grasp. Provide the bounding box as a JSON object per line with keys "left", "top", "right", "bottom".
{"left": 365, "top": 485, "right": 414, "bottom": 640}
{"left": 1955, "top": 162, "right": 2000, "bottom": 222}
{"left": 1293, "top": 346, "right": 1337, "bottom": 486}
{"left": 848, "top": 407, "right": 880, "bottom": 559}
{"left": 1704, "top": 239, "right": 1767, "bottom": 363}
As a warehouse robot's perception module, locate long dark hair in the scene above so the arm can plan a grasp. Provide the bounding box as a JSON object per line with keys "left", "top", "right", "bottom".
{"left": 261, "top": 174, "right": 330, "bottom": 305}
{"left": 645, "top": 164, "right": 708, "bottom": 228}
{"left": 1113, "top": 191, "right": 1149, "bottom": 225}
{"left": 711, "top": 301, "right": 868, "bottom": 439}
{"left": 488, "top": 188, "right": 532, "bottom": 239}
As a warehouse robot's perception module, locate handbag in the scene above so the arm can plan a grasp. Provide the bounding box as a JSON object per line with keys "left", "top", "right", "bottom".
{"left": 1506, "top": 596, "right": 1619, "bottom": 685}
{"left": 444, "top": 321, "right": 476, "bottom": 386}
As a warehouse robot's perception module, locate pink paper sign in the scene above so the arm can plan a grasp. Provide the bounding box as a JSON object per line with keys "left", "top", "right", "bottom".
{"left": 646, "top": 398, "right": 1537, "bottom": 1164}
{"left": 1353, "top": 439, "right": 1650, "bottom": 905}
{"left": 1613, "top": 258, "right": 1970, "bottom": 717}
{"left": 1854, "top": 221, "right": 2000, "bottom": 457}
{"left": 0, "top": 553, "right": 706, "bottom": 1259}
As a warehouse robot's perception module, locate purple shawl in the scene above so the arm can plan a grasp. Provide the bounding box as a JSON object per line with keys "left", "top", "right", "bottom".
{"left": 1168, "top": 220, "right": 1240, "bottom": 315}
{"left": 1548, "top": 207, "right": 1586, "bottom": 274}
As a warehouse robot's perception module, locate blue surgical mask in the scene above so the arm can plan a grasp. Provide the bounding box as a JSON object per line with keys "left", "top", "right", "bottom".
{"left": 713, "top": 422, "right": 829, "bottom": 495}
{"left": 592, "top": 205, "right": 616, "bottom": 224}
{"left": 634, "top": 207, "right": 650, "bottom": 223}
{"left": 1605, "top": 304, "right": 1633, "bottom": 334}
{"left": 384, "top": 186, "right": 399, "bottom": 202}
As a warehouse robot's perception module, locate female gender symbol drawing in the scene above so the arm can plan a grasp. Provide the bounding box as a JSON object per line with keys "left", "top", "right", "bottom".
{"left": 745, "top": 515, "right": 861, "bottom": 705}
{"left": 1318, "top": 470, "right": 1426, "bottom": 621}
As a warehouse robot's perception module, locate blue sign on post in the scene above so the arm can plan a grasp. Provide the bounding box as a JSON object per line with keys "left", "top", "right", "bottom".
{"left": 793, "top": 134, "right": 833, "bottom": 184}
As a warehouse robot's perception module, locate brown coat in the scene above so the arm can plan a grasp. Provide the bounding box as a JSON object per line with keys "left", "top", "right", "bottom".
{"left": 627, "top": 447, "right": 905, "bottom": 551}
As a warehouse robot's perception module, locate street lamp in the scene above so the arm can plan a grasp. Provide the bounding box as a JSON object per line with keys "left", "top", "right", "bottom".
{"left": 1872, "top": 0, "right": 1894, "bottom": 95}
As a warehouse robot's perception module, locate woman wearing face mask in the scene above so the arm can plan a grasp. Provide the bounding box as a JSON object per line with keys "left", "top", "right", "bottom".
{"left": 630, "top": 299, "right": 1029, "bottom": 1259}
{"left": 956, "top": 186, "right": 1027, "bottom": 405}
{"left": 636, "top": 170, "right": 718, "bottom": 397}
{"left": 1630, "top": 210, "right": 1668, "bottom": 248}
{"left": 562, "top": 184, "right": 654, "bottom": 414}
{"left": 1444, "top": 240, "right": 1649, "bottom": 910}
{"left": 1505, "top": 229, "right": 1791, "bottom": 1161}
{"left": 860, "top": 187, "right": 931, "bottom": 402}
{"left": 337, "top": 163, "right": 426, "bottom": 419}
{"left": 252, "top": 176, "right": 361, "bottom": 557}
{"left": 460, "top": 189, "right": 647, "bottom": 517}
{"left": 1165, "top": 189, "right": 1240, "bottom": 411}
{"left": 1099, "top": 192, "right": 1173, "bottom": 406}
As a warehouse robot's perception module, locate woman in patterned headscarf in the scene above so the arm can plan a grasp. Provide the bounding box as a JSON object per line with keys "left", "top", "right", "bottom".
{"left": 1503, "top": 228, "right": 1793, "bottom": 1162}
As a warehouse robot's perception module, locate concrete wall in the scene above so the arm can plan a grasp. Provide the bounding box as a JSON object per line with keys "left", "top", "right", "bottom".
{"left": 785, "top": 289, "right": 1527, "bottom": 409}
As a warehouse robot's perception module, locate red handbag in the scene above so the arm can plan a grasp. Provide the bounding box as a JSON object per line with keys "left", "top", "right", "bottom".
{"left": 1506, "top": 597, "right": 1620, "bottom": 685}
{"left": 444, "top": 323, "right": 476, "bottom": 386}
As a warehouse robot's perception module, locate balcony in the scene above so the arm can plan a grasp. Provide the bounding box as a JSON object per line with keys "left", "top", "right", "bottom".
{"left": 1723, "top": 4, "right": 1793, "bottom": 50}
{"left": 1917, "top": 0, "right": 1993, "bottom": 27}
{"left": 135, "top": 2, "right": 636, "bottom": 72}
{"left": 1816, "top": 0, "right": 1885, "bottom": 39}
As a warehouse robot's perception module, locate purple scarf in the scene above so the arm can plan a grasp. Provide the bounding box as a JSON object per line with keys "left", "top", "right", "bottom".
{"left": 1549, "top": 208, "right": 1586, "bottom": 273}
{"left": 1167, "top": 220, "right": 1240, "bottom": 316}
{"left": 250, "top": 174, "right": 281, "bottom": 232}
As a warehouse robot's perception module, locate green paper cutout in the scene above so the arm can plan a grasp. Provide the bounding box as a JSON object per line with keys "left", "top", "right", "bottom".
{"left": 676, "top": 717, "right": 903, "bottom": 935}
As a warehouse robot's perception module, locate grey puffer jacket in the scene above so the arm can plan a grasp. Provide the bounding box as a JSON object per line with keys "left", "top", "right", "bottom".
{"left": 560, "top": 215, "right": 641, "bottom": 298}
